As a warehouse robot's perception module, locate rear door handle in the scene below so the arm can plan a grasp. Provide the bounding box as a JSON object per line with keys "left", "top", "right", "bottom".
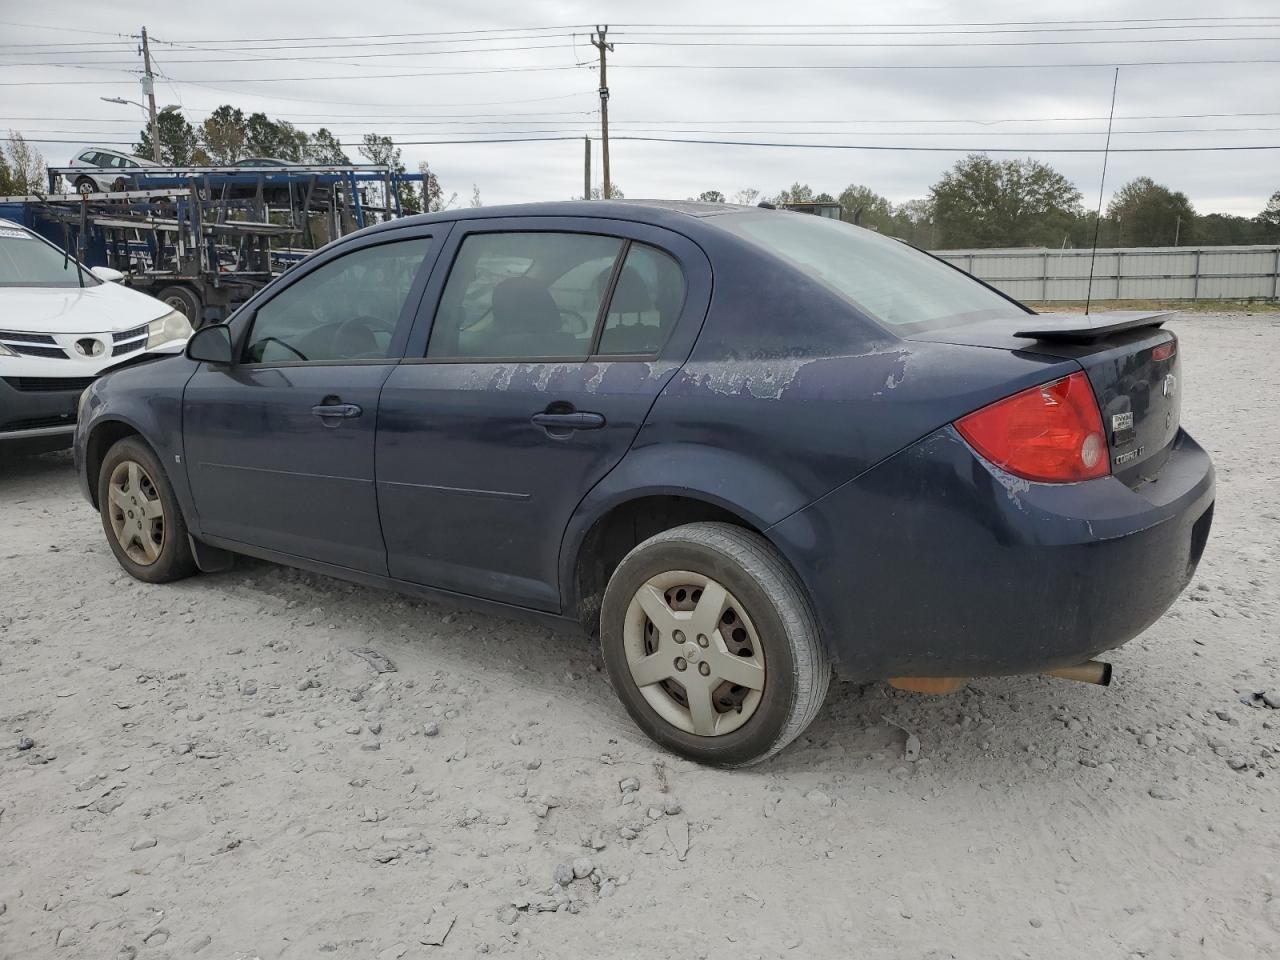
{"left": 530, "top": 411, "right": 606, "bottom": 431}
{"left": 311, "top": 402, "right": 363, "bottom": 420}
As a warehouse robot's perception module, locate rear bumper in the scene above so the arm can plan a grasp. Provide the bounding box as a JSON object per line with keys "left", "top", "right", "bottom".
{"left": 769, "top": 426, "right": 1215, "bottom": 679}
{"left": 0, "top": 376, "right": 84, "bottom": 446}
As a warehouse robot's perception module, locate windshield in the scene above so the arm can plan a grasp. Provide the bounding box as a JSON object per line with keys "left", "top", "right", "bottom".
{"left": 717, "top": 212, "right": 1026, "bottom": 332}
{"left": 0, "top": 228, "right": 98, "bottom": 288}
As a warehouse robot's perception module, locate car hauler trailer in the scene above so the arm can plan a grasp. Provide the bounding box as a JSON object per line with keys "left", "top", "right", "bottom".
{"left": 0, "top": 163, "right": 424, "bottom": 325}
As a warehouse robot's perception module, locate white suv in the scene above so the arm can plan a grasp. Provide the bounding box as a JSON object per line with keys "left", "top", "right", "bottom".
{"left": 0, "top": 220, "right": 190, "bottom": 451}
{"left": 65, "top": 148, "right": 159, "bottom": 194}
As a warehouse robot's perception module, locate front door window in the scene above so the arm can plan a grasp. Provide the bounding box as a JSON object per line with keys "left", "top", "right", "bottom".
{"left": 244, "top": 237, "right": 432, "bottom": 363}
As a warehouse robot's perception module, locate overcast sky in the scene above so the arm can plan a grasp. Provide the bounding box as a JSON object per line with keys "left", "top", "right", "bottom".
{"left": 4, "top": 0, "right": 1279, "bottom": 216}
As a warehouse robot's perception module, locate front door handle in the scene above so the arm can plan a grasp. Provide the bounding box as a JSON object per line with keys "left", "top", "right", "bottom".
{"left": 311, "top": 402, "right": 363, "bottom": 420}
{"left": 530, "top": 411, "right": 606, "bottom": 431}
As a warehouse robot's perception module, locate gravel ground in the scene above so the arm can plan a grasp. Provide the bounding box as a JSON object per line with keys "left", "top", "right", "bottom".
{"left": 2, "top": 312, "right": 1278, "bottom": 960}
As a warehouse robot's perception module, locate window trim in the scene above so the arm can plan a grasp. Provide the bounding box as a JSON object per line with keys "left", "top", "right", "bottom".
{"left": 236, "top": 232, "right": 436, "bottom": 369}
{"left": 594, "top": 240, "right": 687, "bottom": 360}
{"left": 587, "top": 239, "right": 630, "bottom": 357}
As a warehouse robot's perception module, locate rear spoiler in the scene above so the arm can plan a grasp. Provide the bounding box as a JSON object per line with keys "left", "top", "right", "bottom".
{"left": 1014, "top": 311, "right": 1174, "bottom": 344}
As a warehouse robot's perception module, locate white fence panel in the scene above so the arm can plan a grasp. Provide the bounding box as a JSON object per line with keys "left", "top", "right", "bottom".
{"left": 932, "top": 244, "right": 1280, "bottom": 302}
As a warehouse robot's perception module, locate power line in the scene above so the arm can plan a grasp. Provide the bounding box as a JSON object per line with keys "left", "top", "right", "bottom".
{"left": 21, "top": 126, "right": 1280, "bottom": 140}
{"left": 135, "top": 24, "right": 592, "bottom": 45}
{"left": 607, "top": 17, "right": 1280, "bottom": 27}
{"left": 607, "top": 58, "right": 1280, "bottom": 70}
{"left": 609, "top": 135, "right": 1280, "bottom": 153}
{"left": 0, "top": 19, "right": 126, "bottom": 38}
{"left": 9, "top": 110, "right": 1280, "bottom": 126}
{"left": 610, "top": 36, "right": 1280, "bottom": 48}
{"left": 610, "top": 23, "right": 1280, "bottom": 36}
{"left": 0, "top": 42, "right": 584, "bottom": 66}
{"left": 0, "top": 64, "right": 586, "bottom": 85}
{"left": 13, "top": 55, "right": 1280, "bottom": 86}
{"left": 10, "top": 32, "right": 1280, "bottom": 68}
{"left": 14, "top": 133, "right": 1280, "bottom": 153}
{"left": 6, "top": 21, "right": 1277, "bottom": 54}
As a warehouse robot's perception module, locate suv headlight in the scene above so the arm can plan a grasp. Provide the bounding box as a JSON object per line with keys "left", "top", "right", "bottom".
{"left": 147, "top": 309, "right": 193, "bottom": 349}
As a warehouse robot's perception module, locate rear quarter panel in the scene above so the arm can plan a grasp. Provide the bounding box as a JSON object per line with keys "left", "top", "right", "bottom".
{"left": 634, "top": 226, "right": 1084, "bottom": 522}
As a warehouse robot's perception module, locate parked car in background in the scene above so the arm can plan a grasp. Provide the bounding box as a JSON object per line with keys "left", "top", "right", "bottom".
{"left": 74, "top": 201, "right": 1214, "bottom": 765}
{"left": 0, "top": 219, "right": 191, "bottom": 452}
{"left": 65, "top": 148, "right": 159, "bottom": 194}
{"left": 232, "top": 157, "right": 290, "bottom": 167}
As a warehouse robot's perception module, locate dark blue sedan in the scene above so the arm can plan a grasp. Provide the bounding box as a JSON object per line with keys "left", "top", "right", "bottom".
{"left": 74, "top": 201, "right": 1215, "bottom": 766}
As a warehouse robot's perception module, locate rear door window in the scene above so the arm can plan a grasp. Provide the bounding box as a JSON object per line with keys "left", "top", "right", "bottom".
{"left": 596, "top": 243, "right": 685, "bottom": 356}
{"left": 427, "top": 232, "right": 623, "bottom": 360}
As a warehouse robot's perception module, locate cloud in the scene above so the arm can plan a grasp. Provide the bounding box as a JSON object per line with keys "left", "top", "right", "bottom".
{"left": 8, "top": 0, "right": 1278, "bottom": 217}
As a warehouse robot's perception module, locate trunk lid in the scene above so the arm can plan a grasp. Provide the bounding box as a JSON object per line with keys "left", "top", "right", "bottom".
{"left": 908, "top": 311, "right": 1181, "bottom": 486}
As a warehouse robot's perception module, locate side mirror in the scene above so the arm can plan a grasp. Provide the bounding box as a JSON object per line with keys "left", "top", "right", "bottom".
{"left": 90, "top": 265, "right": 125, "bottom": 282}
{"left": 185, "top": 323, "right": 233, "bottom": 365}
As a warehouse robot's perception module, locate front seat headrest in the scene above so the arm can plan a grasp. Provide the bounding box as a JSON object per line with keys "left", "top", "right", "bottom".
{"left": 492, "top": 276, "right": 562, "bottom": 333}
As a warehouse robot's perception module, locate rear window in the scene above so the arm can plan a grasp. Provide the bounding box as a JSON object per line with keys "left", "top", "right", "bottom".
{"left": 717, "top": 212, "right": 1026, "bottom": 332}
{"left": 0, "top": 230, "right": 99, "bottom": 288}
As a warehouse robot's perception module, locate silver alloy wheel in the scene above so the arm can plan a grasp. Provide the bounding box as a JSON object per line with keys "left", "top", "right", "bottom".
{"left": 107, "top": 460, "right": 165, "bottom": 566}
{"left": 622, "top": 569, "right": 767, "bottom": 737}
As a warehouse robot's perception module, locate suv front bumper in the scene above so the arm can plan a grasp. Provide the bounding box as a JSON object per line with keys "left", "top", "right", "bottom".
{"left": 0, "top": 375, "right": 90, "bottom": 445}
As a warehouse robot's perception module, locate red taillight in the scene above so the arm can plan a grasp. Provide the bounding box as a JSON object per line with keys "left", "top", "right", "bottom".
{"left": 955, "top": 371, "right": 1109, "bottom": 483}
{"left": 1151, "top": 339, "right": 1176, "bottom": 362}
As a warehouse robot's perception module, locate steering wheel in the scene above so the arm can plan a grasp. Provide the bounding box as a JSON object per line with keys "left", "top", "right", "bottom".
{"left": 257, "top": 336, "right": 308, "bottom": 362}
{"left": 331, "top": 315, "right": 388, "bottom": 358}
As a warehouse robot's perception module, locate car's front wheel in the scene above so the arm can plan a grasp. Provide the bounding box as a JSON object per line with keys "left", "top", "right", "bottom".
{"left": 97, "top": 437, "right": 197, "bottom": 583}
{"left": 600, "top": 522, "right": 830, "bottom": 766}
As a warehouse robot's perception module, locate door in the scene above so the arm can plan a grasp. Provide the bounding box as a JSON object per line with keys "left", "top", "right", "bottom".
{"left": 377, "top": 219, "right": 710, "bottom": 610}
{"left": 183, "top": 232, "right": 436, "bottom": 573}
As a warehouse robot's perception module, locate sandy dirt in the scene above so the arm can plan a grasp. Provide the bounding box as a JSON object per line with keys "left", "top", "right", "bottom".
{"left": 2, "top": 312, "right": 1278, "bottom": 960}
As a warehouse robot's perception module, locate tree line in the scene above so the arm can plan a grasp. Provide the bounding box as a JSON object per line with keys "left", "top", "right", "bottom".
{"left": 132, "top": 106, "right": 452, "bottom": 214}
{"left": 5, "top": 124, "right": 1280, "bottom": 249}
{"left": 695, "top": 154, "right": 1280, "bottom": 249}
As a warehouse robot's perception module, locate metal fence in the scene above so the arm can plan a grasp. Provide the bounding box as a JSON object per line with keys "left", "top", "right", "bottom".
{"left": 931, "top": 244, "right": 1280, "bottom": 302}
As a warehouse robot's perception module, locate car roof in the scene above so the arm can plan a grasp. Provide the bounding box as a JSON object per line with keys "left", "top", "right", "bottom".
{"left": 358, "top": 199, "right": 756, "bottom": 239}
{"left": 79, "top": 147, "right": 156, "bottom": 164}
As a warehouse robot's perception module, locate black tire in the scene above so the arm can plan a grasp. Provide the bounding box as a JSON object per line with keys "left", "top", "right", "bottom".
{"left": 74, "top": 176, "right": 96, "bottom": 195}
{"left": 97, "top": 437, "right": 197, "bottom": 584}
{"left": 157, "top": 285, "right": 202, "bottom": 326}
{"left": 599, "top": 522, "right": 830, "bottom": 766}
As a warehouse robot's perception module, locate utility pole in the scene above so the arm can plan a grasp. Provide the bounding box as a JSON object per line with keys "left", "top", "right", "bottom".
{"left": 583, "top": 135, "right": 591, "bottom": 201}
{"left": 590, "top": 26, "right": 612, "bottom": 199}
{"left": 139, "top": 26, "right": 161, "bottom": 162}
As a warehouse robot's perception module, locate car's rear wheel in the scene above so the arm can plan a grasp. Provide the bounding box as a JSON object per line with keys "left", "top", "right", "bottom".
{"left": 97, "top": 437, "right": 197, "bottom": 583}
{"left": 600, "top": 522, "right": 830, "bottom": 766}
{"left": 74, "top": 176, "right": 96, "bottom": 195}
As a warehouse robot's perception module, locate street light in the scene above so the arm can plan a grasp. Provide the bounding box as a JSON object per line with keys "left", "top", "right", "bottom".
{"left": 100, "top": 96, "right": 179, "bottom": 112}
{"left": 99, "top": 97, "right": 181, "bottom": 162}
